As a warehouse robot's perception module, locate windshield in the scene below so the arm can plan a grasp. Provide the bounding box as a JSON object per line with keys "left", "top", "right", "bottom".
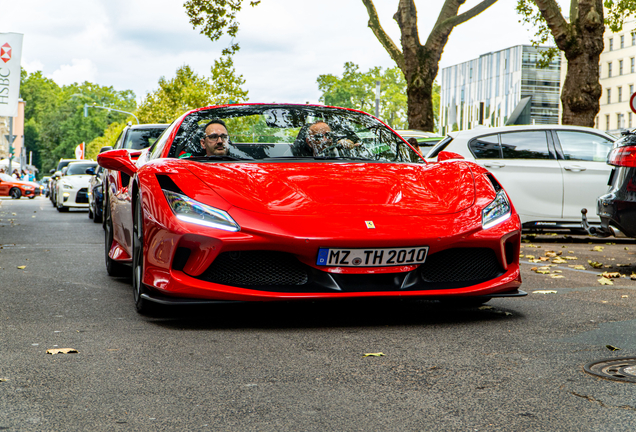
{"left": 124, "top": 127, "right": 167, "bottom": 150}
{"left": 168, "top": 105, "right": 421, "bottom": 163}
{"left": 66, "top": 162, "right": 97, "bottom": 176}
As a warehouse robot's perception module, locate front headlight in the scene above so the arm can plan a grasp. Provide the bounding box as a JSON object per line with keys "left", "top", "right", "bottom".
{"left": 163, "top": 190, "right": 240, "bottom": 232}
{"left": 63, "top": 184, "right": 73, "bottom": 189}
{"left": 482, "top": 191, "right": 511, "bottom": 229}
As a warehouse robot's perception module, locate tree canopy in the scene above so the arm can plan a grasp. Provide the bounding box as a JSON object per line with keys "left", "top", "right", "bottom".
{"left": 317, "top": 62, "right": 440, "bottom": 131}
{"left": 517, "top": 0, "right": 636, "bottom": 126}
{"left": 20, "top": 70, "right": 136, "bottom": 174}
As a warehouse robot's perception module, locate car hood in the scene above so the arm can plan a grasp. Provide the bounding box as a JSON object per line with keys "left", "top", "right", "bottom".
{"left": 186, "top": 162, "right": 475, "bottom": 216}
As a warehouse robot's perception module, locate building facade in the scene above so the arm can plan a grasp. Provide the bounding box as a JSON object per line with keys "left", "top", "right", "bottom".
{"left": 596, "top": 17, "right": 636, "bottom": 135}
{"left": 439, "top": 45, "right": 561, "bottom": 135}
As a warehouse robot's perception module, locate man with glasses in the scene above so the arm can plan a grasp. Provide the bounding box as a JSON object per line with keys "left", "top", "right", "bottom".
{"left": 298, "top": 121, "right": 360, "bottom": 157}
{"left": 200, "top": 119, "right": 230, "bottom": 156}
{"left": 179, "top": 119, "right": 230, "bottom": 158}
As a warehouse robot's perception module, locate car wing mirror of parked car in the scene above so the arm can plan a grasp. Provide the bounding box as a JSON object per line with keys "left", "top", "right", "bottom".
{"left": 97, "top": 149, "right": 139, "bottom": 177}
{"left": 85, "top": 167, "right": 96, "bottom": 175}
{"left": 99, "top": 145, "right": 113, "bottom": 154}
{"left": 437, "top": 151, "right": 465, "bottom": 162}
{"left": 49, "top": 169, "right": 55, "bottom": 174}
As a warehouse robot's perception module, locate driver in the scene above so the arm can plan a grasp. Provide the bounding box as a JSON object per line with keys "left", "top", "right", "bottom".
{"left": 304, "top": 121, "right": 360, "bottom": 156}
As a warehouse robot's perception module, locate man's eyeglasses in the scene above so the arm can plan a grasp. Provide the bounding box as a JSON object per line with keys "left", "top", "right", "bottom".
{"left": 309, "top": 132, "right": 332, "bottom": 141}
{"left": 205, "top": 133, "right": 229, "bottom": 142}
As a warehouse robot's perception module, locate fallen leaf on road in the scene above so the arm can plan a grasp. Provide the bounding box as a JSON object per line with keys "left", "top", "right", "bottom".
{"left": 606, "top": 242, "right": 616, "bottom": 245}
{"left": 533, "top": 290, "right": 557, "bottom": 294}
{"left": 588, "top": 260, "right": 603, "bottom": 269}
{"left": 46, "top": 348, "right": 78, "bottom": 355}
{"left": 598, "top": 277, "right": 614, "bottom": 285}
{"left": 552, "top": 258, "right": 568, "bottom": 264}
{"left": 606, "top": 345, "right": 621, "bottom": 351}
{"left": 530, "top": 267, "right": 538, "bottom": 271}
{"left": 622, "top": 295, "right": 629, "bottom": 298}
{"left": 363, "top": 352, "right": 384, "bottom": 357}
{"left": 16, "top": 266, "right": 25, "bottom": 269}
{"left": 601, "top": 272, "right": 621, "bottom": 278}
{"left": 536, "top": 270, "right": 550, "bottom": 274}
{"left": 525, "top": 255, "right": 535, "bottom": 260}
{"left": 565, "top": 256, "right": 578, "bottom": 260}
{"left": 592, "top": 246, "right": 605, "bottom": 252}
{"left": 570, "top": 265, "right": 586, "bottom": 270}
{"left": 478, "top": 306, "right": 494, "bottom": 310}
{"left": 545, "top": 251, "right": 557, "bottom": 257}
{"left": 550, "top": 275, "right": 565, "bottom": 279}
{"left": 519, "top": 254, "right": 524, "bottom": 258}
{"left": 626, "top": 247, "right": 630, "bottom": 250}
{"left": 631, "top": 273, "right": 636, "bottom": 280}
{"left": 539, "top": 257, "right": 550, "bottom": 261}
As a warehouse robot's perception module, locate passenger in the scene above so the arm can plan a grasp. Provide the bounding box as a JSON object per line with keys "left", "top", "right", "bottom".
{"left": 179, "top": 119, "right": 230, "bottom": 158}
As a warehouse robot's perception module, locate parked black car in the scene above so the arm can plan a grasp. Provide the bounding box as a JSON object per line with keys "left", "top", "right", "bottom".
{"left": 587, "top": 131, "right": 636, "bottom": 237}
{"left": 87, "top": 165, "right": 104, "bottom": 223}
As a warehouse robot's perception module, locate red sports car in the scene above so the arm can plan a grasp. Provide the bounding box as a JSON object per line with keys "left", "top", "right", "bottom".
{"left": 98, "top": 104, "right": 523, "bottom": 313}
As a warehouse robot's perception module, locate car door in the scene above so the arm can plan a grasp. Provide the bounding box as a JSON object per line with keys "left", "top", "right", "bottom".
{"left": 470, "top": 131, "right": 564, "bottom": 223}
{"left": 553, "top": 130, "right": 615, "bottom": 221}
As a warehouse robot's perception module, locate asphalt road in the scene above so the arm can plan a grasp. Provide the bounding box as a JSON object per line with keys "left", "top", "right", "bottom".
{"left": 2, "top": 197, "right": 636, "bottom": 431}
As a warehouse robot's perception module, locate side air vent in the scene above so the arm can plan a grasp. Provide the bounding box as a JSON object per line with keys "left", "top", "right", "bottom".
{"left": 485, "top": 173, "right": 502, "bottom": 192}
{"left": 156, "top": 174, "right": 183, "bottom": 194}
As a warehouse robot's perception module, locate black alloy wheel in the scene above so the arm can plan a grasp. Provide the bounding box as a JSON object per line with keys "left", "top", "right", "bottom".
{"left": 132, "top": 197, "right": 152, "bottom": 313}
{"left": 9, "top": 188, "right": 21, "bottom": 199}
{"left": 104, "top": 196, "right": 128, "bottom": 277}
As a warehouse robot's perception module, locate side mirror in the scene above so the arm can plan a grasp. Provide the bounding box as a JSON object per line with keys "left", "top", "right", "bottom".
{"left": 437, "top": 151, "right": 465, "bottom": 162}
{"left": 85, "top": 167, "right": 96, "bottom": 175}
{"left": 99, "top": 145, "right": 113, "bottom": 154}
{"left": 97, "top": 149, "right": 139, "bottom": 177}
{"left": 49, "top": 169, "right": 55, "bottom": 174}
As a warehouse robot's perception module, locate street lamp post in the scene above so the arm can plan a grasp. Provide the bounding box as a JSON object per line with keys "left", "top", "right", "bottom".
{"left": 84, "top": 103, "right": 139, "bottom": 124}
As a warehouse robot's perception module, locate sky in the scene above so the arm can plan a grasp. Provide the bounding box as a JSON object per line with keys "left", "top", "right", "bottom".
{"left": 3, "top": 0, "right": 563, "bottom": 105}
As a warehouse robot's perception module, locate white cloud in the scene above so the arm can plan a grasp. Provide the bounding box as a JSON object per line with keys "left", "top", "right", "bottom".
{"left": 48, "top": 59, "right": 98, "bottom": 86}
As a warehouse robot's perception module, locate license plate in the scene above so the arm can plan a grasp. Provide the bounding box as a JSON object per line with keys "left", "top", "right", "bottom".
{"left": 316, "top": 247, "right": 428, "bottom": 267}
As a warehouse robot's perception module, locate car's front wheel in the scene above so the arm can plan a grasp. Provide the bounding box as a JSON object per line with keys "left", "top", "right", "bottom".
{"left": 132, "top": 197, "right": 153, "bottom": 314}
{"left": 104, "top": 198, "right": 128, "bottom": 277}
{"left": 9, "top": 188, "right": 21, "bottom": 199}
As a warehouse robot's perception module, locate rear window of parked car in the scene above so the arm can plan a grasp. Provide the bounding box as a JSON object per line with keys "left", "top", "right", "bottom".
{"left": 555, "top": 131, "right": 614, "bottom": 161}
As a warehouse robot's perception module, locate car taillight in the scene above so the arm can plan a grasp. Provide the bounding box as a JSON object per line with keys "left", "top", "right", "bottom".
{"left": 608, "top": 146, "right": 636, "bottom": 167}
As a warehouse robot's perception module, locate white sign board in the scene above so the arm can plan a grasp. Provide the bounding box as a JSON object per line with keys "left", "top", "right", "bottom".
{"left": 0, "top": 33, "right": 23, "bottom": 117}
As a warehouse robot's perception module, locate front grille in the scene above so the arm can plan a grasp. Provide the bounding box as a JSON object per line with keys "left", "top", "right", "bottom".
{"left": 75, "top": 188, "right": 89, "bottom": 203}
{"left": 419, "top": 248, "right": 503, "bottom": 284}
{"left": 198, "top": 251, "right": 308, "bottom": 287}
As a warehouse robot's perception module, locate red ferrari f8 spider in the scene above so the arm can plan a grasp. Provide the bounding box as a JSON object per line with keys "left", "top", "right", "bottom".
{"left": 98, "top": 104, "right": 523, "bottom": 313}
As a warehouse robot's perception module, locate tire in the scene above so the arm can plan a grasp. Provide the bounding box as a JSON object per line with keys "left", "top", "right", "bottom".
{"left": 93, "top": 206, "right": 103, "bottom": 224}
{"left": 56, "top": 205, "right": 69, "bottom": 212}
{"left": 88, "top": 203, "right": 94, "bottom": 219}
{"left": 104, "top": 199, "right": 128, "bottom": 277}
{"left": 28, "top": 196, "right": 35, "bottom": 199}
{"left": 9, "top": 188, "right": 21, "bottom": 199}
{"left": 132, "top": 197, "right": 153, "bottom": 314}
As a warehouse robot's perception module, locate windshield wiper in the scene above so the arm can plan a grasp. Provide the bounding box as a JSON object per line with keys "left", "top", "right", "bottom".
{"left": 186, "top": 155, "right": 248, "bottom": 161}
{"left": 312, "top": 156, "right": 370, "bottom": 161}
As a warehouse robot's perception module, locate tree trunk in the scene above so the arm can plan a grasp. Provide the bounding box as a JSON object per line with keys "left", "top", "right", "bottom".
{"left": 561, "top": 52, "right": 602, "bottom": 127}
{"left": 534, "top": 0, "right": 604, "bottom": 126}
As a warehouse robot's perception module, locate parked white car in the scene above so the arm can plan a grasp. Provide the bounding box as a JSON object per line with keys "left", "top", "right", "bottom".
{"left": 55, "top": 161, "right": 97, "bottom": 212}
{"left": 425, "top": 125, "right": 616, "bottom": 230}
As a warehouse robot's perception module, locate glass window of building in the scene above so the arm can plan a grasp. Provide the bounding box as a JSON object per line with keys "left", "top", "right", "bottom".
{"left": 618, "top": 113, "right": 623, "bottom": 129}
{"left": 619, "top": 86, "right": 623, "bottom": 102}
{"left": 609, "top": 62, "right": 613, "bottom": 77}
{"left": 606, "top": 115, "right": 610, "bottom": 130}
{"left": 630, "top": 112, "right": 633, "bottom": 128}
{"left": 621, "top": 35, "right": 625, "bottom": 48}
{"left": 632, "top": 58, "right": 635, "bottom": 73}
{"left": 607, "top": 88, "right": 612, "bottom": 104}
{"left": 500, "top": 131, "right": 551, "bottom": 159}
{"left": 469, "top": 134, "right": 500, "bottom": 159}
{"left": 631, "top": 84, "right": 635, "bottom": 95}
{"left": 620, "top": 60, "right": 624, "bottom": 75}
{"left": 556, "top": 131, "right": 614, "bottom": 161}
{"left": 610, "top": 38, "right": 614, "bottom": 51}
{"left": 633, "top": 32, "right": 636, "bottom": 45}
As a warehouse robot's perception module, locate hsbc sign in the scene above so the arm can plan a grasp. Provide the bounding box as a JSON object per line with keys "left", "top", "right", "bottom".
{"left": 0, "top": 33, "right": 23, "bottom": 117}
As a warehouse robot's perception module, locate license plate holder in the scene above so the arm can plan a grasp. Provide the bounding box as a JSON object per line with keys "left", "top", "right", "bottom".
{"left": 316, "top": 247, "right": 428, "bottom": 267}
